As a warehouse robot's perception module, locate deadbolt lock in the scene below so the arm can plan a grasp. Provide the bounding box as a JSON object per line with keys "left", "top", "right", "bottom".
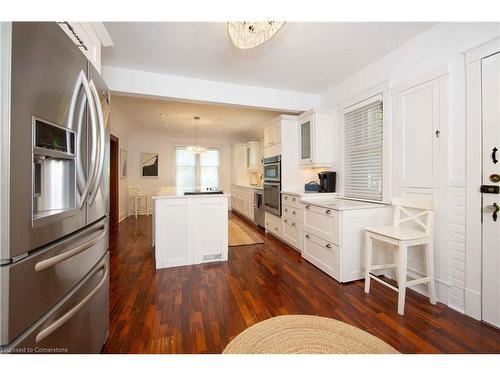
{"left": 490, "top": 174, "right": 500, "bottom": 183}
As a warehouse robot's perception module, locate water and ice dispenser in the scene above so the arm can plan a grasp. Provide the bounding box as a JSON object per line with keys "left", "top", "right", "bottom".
{"left": 32, "top": 117, "right": 77, "bottom": 227}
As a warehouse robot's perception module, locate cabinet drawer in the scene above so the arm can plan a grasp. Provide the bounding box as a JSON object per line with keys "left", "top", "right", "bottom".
{"left": 265, "top": 212, "right": 282, "bottom": 238}
{"left": 282, "top": 218, "right": 299, "bottom": 249}
{"left": 282, "top": 194, "right": 300, "bottom": 208}
{"left": 303, "top": 204, "right": 339, "bottom": 245}
{"left": 283, "top": 205, "right": 302, "bottom": 222}
{"left": 302, "top": 232, "right": 340, "bottom": 280}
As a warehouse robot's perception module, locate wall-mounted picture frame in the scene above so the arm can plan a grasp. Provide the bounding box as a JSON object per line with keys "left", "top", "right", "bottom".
{"left": 141, "top": 152, "right": 159, "bottom": 177}
{"left": 120, "top": 149, "right": 127, "bottom": 178}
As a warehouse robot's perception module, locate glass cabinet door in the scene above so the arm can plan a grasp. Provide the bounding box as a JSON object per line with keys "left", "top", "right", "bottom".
{"left": 300, "top": 120, "right": 311, "bottom": 161}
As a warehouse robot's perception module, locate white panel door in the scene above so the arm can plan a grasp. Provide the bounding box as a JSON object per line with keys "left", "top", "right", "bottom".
{"left": 394, "top": 79, "right": 441, "bottom": 189}
{"left": 481, "top": 52, "right": 500, "bottom": 328}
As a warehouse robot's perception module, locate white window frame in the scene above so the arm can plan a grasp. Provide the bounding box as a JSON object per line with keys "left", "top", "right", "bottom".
{"left": 174, "top": 146, "right": 221, "bottom": 189}
{"left": 336, "top": 81, "right": 392, "bottom": 203}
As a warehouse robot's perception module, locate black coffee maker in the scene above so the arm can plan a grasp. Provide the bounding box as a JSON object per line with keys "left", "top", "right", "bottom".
{"left": 318, "top": 171, "right": 336, "bottom": 193}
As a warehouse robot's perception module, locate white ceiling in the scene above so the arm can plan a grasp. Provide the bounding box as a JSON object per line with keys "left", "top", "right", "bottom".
{"left": 103, "top": 22, "right": 435, "bottom": 93}
{"left": 112, "top": 95, "right": 294, "bottom": 141}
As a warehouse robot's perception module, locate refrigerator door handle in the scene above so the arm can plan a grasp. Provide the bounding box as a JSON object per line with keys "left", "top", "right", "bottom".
{"left": 35, "top": 259, "right": 109, "bottom": 343}
{"left": 88, "top": 79, "right": 106, "bottom": 206}
{"left": 34, "top": 224, "right": 107, "bottom": 272}
{"left": 68, "top": 70, "right": 98, "bottom": 208}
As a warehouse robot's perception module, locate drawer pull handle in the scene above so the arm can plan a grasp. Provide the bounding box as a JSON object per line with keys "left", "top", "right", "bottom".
{"left": 285, "top": 196, "right": 288, "bottom": 200}
{"left": 305, "top": 234, "right": 310, "bottom": 239}
{"left": 326, "top": 243, "right": 332, "bottom": 249}
{"left": 325, "top": 209, "right": 331, "bottom": 214}
{"left": 292, "top": 198, "right": 296, "bottom": 202}
{"left": 284, "top": 208, "right": 288, "bottom": 212}
{"left": 35, "top": 259, "right": 108, "bottom": 343}
{"left": 292, "top": 210, "right": 296, "bottom": 215}
{"left": 284, "top": 219, "right": 288, "bottom": 223}
{"left": 306, "top": 205, "right": 310, "bottom": 209}
{"left": 35, "top": 224, "right": 107, "bottom": 272}
{"left": 292, "top": 222, "right": 296, "bottom": 227}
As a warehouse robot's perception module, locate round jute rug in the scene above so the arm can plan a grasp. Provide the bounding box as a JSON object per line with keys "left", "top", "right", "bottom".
{"left": 223, "top": 315, "right": 399, "bottom": 354}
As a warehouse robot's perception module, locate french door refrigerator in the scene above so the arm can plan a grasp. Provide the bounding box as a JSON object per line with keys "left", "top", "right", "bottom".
{"left": 0, "top": 22, "right": 111, "bottom": 353}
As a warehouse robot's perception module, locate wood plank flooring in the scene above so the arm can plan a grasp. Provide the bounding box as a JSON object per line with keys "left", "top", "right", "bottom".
{"left": 102, "top": 214, "right": 500, "bottom": 354}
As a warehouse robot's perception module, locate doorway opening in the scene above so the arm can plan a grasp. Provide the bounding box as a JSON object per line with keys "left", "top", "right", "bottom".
{"left": 110, "top": 134, "right": 119, "bottom": 227}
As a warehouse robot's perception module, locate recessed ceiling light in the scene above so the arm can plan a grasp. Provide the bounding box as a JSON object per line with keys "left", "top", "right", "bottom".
{"left": 164, "top": 124, "right": 169, "bottom": 128}
{"left": 247, "top": 120, "right": 251, "bottom": 124}
{"left": 160, "top": 113, "right": 167, "bottom": 117}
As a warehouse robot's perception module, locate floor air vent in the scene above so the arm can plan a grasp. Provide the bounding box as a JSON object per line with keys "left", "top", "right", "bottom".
{"left": 203, "top": 253, "right": 222, "bottom": 261}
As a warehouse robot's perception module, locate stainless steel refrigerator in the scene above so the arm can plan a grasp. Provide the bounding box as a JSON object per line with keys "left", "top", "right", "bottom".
{"left": 0, "top": 22, "right": 110, "bottom": 353}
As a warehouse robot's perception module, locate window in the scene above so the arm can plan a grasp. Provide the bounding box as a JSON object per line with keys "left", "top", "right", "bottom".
{"left": 343, "top": 96, "right": 383, "bottom": 201}
{"left": 175, "top": 147, "right": 219, "bottom": 190}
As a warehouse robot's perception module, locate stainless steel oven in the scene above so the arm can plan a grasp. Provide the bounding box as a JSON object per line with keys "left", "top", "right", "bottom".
{"left": 263, "top": 155, "right": 281, "bottom": 216}
{"left": 263, "top": 155, "right": 281, "bottom": 182}
{"left": 264, "top": 182, "right": 281, "bottom": 216}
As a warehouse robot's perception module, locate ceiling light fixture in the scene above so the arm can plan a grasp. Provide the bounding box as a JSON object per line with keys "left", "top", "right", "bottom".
{"left": 186, "top": 116, "right": 207, "bottom": 154}
{"left": 160, "top": 113, "right": 167, "bottom": 117}
{"left": 227, "top": 21, "right": 285, "bottom": 49}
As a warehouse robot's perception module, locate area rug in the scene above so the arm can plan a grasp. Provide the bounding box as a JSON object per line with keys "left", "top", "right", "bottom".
{"left": 228, "top": 217, "right": 264, "bottom": 247}
{"left": 223, "top": 315, "right": 399, "bottom": 354}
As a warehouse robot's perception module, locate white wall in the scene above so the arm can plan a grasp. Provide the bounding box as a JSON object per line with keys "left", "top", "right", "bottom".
{"left": 102, "top": 66, "right": 320, "bottom": 112}
{"left": 320, "top": 22, "right": 500, "bottom": 315}
{"left": 126, "top": 130, "right": 233, "bottom": 214}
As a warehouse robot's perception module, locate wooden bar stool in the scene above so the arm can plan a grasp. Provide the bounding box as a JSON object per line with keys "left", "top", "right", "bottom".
{"left": 128, "top": 185, "right": 149, "bottom": 219}
{"left": 364, "top": 198, "right": 436, "bottom": 315}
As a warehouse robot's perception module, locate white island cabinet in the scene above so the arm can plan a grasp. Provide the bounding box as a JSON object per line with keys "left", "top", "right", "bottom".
{"left": 153, "top": 192, "right": 229, "bottom": 269}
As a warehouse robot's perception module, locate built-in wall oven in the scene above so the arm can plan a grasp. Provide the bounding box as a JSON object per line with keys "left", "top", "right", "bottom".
{"left": 263, "top": 155, "right": 281, "bottom": 216}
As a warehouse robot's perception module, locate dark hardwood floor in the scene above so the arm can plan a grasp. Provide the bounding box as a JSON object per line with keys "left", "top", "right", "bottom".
{"left": 102, "top": 214, "right": 500, "bottom": 354}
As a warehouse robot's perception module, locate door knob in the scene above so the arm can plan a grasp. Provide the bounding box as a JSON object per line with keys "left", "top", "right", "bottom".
{"left": 490, "top": 174, "right": 500, "bottom": 183}
{"left": 486, "top": 202, "right": 500, "bottom": 222}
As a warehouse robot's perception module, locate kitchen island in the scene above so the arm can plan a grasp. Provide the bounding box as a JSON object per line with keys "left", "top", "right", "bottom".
{"left": 152, "top": 189, "right": 230, "bottom": 269}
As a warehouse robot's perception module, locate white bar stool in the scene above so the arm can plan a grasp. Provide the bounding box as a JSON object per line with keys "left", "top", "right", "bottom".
{"left": 364, "top": 198, "right": 436, "bottom": 315}
{"left": 128, "top": 185, "right": 149, "bottom": 219}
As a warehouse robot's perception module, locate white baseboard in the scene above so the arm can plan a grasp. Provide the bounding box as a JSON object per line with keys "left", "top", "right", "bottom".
{"left": 119, "top": 212, "right": 128, "bottom": 223}
{"left": 465, "top": 288, "right": 482, "bottom": 320}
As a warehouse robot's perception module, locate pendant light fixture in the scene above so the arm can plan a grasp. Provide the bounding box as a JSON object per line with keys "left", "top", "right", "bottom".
{"left": 227, "top": 21, "right": 285, "bottom": 49}
{"left": 186, "top": 116, "right": 207, "bottom": 154}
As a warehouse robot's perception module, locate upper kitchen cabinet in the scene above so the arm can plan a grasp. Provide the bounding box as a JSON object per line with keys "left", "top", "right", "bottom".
{"left": 264, "top": 121, "right": 281, "bottom": 148}
{"left": 58, "top": 22, "right": 113, "bottom": 73}
{"left": 246, "top": 141, "right": 263, "bottom": 172}
{"left": 298, "top": 109, "right": 334, "bottom": 168}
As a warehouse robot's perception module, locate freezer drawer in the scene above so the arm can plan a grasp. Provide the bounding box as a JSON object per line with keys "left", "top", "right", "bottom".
{"left": 0, "top": 217, "right": 108, "bottom": 346}
{"left": 3, "top": 252, "right": 109, "bottom": 354}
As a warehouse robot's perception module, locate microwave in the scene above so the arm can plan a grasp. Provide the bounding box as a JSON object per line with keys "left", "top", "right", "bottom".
{"left": 263, "top": 155, "right": 281, "bottom": 182}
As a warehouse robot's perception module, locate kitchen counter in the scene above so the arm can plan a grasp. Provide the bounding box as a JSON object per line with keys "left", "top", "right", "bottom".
{"left": 153, "top": 187, "right": 230, "bottom": 199}
{"left": 153, "top": 188, "right": 229, "bottom": 269}
{"left": 281, "top": 191, "right": 338, "bottom": 198}
{"left": 300, "top": 196, "right": 387, "bottom": 211}
{"left": 234, "top": 184, "right": 263, "bottom": 190}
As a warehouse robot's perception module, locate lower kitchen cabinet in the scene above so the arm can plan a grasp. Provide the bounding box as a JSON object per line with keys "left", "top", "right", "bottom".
{"left": 265, "top": 211, "right": 282, "bottom": 238}
{"left": 231, "top": 184, "right": 257, "bottom": 222}
{"left": 302, "top": 232, "right": 340, "bottom": 280}
{"left": 301, "top": 201, "right": 391, "bottom": 283}
{"left": 282, "top": 217, "right": 300, "bottom": 249}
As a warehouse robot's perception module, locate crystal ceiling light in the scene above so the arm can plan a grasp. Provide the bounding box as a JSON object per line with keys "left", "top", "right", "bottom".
{"left": 186, "top": 116, "right": 208, "bottom": 154}
{"left": 227, "top": 21, "right": 285, "bottom": 49}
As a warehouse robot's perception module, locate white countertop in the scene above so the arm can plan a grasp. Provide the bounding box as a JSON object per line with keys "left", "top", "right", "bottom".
{"left": 299, "top": 197, "right": 387, "bottom": 211}
{"left": 234, "top": 184, "right": 263, "bottom": 190}
{"left": 282, "top": 191, "right": 338, "bottom": 198}
{"left": 153, "top": 188, "right": 231, "bottom": 200}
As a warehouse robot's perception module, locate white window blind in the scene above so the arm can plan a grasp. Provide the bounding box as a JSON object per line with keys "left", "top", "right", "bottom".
{"left": 175, "top": 147, "right": 220, "bottom": 190}
{"left": 343, "top": 96, "right": 383, "bottom": 201}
